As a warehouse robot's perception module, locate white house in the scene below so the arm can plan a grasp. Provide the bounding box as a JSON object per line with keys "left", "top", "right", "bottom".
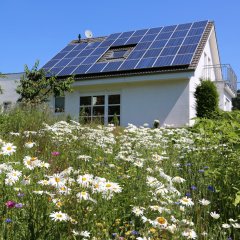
{"left": 0, "top": 73, "right": 22, "bottom": 112}
{"left": 2, "top": 20, "right": 237, "bottom": 127}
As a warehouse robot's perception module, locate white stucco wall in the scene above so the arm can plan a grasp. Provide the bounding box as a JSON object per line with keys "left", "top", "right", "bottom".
{"left": 55, "top": 72, "right": 193, "bottom": 127}
{"left": 0, "top": 73, "right": 22, "bottom": 110}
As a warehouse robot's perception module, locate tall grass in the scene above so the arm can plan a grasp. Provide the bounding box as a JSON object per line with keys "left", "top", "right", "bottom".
{"left": 0, "top": 107, "right": 239, "bottom": 239}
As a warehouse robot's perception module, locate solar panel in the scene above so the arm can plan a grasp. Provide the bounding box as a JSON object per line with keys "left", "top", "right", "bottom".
{"left": 150, "top": 40, "right": 168, "bottom": 48}
{"left": 52, "top": 52, "right": 69, "bottom": 60}
{"left": 68, "top": 57, "right": 86, "bottom": 66}
{"left": 176, "top": 23, "right": 192, "bottom": 31}
{"left": 143, "top": 48, "right": 162, "bottom": 58}
{"left": 183, "top": 35, "right": 201, "bottom": 45}
{"left": 135, "top": 58, "right": 156, "bottom": 69}
{"left": 154, "top": 56, "right": 175, "bottom": 67}
{"left": 125, "top": 36, "right": 143, "bottom": 45}
{"left": 86, "top": 63, "right": 107, "bottom": 73}
{"left": 102, "top": 61, "right": 122, "bottom": 72}
{"left": 42, "top": 59, "right": 59, "bottom": 69}
{"left": 111, "top": 38, "right": 129, "bottom": 46}
{"left": 58, "top": 66, "right": 77, "bottom": 76}
{"left": 187, "top": 28, "right": 205, "bottom": 36}
{"left": 119, "top": 31, "right": 134, "bottom": 38}
{"left": 134, "top": 42, "right": 152, "bottom": 50}
{"left": 132, "top": 29, "right": 148, "bottom": 36}
{"left": 48, "top": 67, "right": 63, "bottom": 76}
{"left": 161, "top": 46, "right": 179, "bottom": 56}
{"left": 54, "top": 58, "right": 73, "bottom": 68}
{"left": 178, "top": 44, "right": 197, "bottom": 54}
{"left": 155, "top": 32, "right": 173, "bottom": 40}
{"left": 42, "top": 20, "right": 209, "bottom": 76}
{"left": 107, "top": 33, "right": 122, "bottom": 40}
{"left": 85, "top": 41, "right": 101, "bottom": 49}
{"left": 161, "top": 25, "right": 177, "bottom": 32}
{"left": 119, "top": 60, "right": 139, "bottom": 70}
{"left": 147, "top": 27, "right": 163, "bottom": 34}
{"left": 61, "top": 45, "right": 77, "bottom": 52}
{"left": 91, "top": 47, "right": 108, "bottom": 56}
{"left": 64, "top": 51, "right": 82, "bottom": 58}
{"left": 166, "top": 38, "right": 184, "bottom": 47}
{"left": 73, "top": 65, "right": 92, "bottom": 74}
{"left": 171, "top": 30, "right": 188, "bottom": 38}
{"left": 172, "top": 54, "right": 194, "bottom": 65}
{"left": 81, "top": 55, "right": 100, "bottom": 65}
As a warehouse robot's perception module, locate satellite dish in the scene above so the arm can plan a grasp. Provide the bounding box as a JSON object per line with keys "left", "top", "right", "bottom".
{"left": 85, "top": 30, "right": 93, "bottom": 38}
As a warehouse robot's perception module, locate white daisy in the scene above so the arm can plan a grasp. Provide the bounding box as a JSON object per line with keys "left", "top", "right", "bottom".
{"left": 222, "top": 223, "right": 231, "bottom": 228}
{"left": 2, "top": 143, "right": 17, "bottom": 156}
{"left": 80, "top": 231, "right": 90, "bottom": 238}
{"left": 180, "top": 197, "right": 194, "bottom": 206}
{"left": 182, "top": 228, "right": 197, "bottom": 239}
{"left": 25, "top": 142, "right": 36, "bottom": 148}
{"left": 199, "top": 198, "right": 210, "bottom": 206}
{"left": 50, "top": 211, "right": 69, "bottom": 222}
{"left": 210, "top": 211, "right": 220, "bottom": 219}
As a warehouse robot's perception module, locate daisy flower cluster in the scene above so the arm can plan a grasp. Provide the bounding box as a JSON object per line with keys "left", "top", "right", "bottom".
{"left": 0, "top": 120, "right": 239, "bottom": 240}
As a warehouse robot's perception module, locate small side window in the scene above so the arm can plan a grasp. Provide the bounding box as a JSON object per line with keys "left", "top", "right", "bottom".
{"left": 55, "top": 96, "right": 65, "bottom": 113}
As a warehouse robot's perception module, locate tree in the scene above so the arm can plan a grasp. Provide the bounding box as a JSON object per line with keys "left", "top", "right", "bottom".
{"left": 194, "top": 79, "right": 219, "bottom": 118}
{"left": 232, "top": 90, "right": 240, "bottom": 110}
{"left": 16, "top": 61, "right": 74, "bottom": 104}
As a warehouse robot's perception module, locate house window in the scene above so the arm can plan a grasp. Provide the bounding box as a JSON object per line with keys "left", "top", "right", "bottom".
{"left": 55, "top": 96, "right": 65, "bottom": 113}
{"left": 108, "top": 95, "right": 121, "bottom": 125}
{"left": 3, "top": 101, "right": 12, "bottom": 112}
{"left": 98, "top": 45, "right": 136, "bottom": 63}
{"left": 79, "top": 94, "right": 121, "bottom": 125}
{"left": 80, "top": 95, "right": 105, "bottom": 124}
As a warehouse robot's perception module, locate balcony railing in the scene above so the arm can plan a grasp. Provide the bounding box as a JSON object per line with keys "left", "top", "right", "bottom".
{"left": 202, "top": 64, "right": 237, "bottom": 94}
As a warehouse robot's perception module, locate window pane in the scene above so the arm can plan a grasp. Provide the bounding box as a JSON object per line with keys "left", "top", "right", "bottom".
{"left": 108, "top": 116, "right": 120, "bottom": 125}
{"left": 79, "top": 117, "right": 91, "bottom": 124}
{"left": 93, "top": 96, "right": 104, "bottom": 105}
{"left": 80, "top": 106, "right": 91, "bottom": 116}
{"left": 80, "top": 96, "right": 91, "bottom": 106}
{"left": 108, "top": 106, "right": 120, "bottom": 115}
{"left": 92, "top": 117, "right": 104, "bottom": 124}
{"left": 108, "top": 95, "right": 120, "bottom": 104}
{"left": 55, "top": 97, "right": 65, "bottom": 113}
{"left": 93, "top": 106, "right": 104, "bottom": 116}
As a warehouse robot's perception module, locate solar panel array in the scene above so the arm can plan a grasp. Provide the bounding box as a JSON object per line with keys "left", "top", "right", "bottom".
{"left": 42, "top": 20, "right": 209, "bottom": 77}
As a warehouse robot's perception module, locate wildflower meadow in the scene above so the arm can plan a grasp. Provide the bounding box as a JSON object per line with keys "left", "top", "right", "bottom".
{"left": 0, "top": 107, "right": 239, "bottom": 239}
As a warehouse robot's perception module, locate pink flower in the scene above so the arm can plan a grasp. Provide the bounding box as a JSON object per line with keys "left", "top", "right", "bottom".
{"left": 5, "top": 200, "right": 16, "bottom": 208}
{"left": 51, "top": 151, "right": 60, "bottom": 156}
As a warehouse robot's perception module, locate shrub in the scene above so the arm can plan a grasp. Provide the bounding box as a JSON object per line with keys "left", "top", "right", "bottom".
{"left": 194, "top": 79, "right": 219, "bottom": 118}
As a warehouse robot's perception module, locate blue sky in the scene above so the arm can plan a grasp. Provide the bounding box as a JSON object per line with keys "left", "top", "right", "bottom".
{"left": 1, "top": 0, "right": 239, "bottom": 84}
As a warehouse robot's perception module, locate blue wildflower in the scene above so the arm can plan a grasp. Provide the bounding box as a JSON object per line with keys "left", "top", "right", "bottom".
{"left": 208, "top": 185, "right": 215, "bottom": 192}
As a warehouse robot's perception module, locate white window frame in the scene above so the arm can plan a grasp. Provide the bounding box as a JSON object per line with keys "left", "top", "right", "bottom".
{"left": 79, "top": 93, "right": 121, "bottom": 125}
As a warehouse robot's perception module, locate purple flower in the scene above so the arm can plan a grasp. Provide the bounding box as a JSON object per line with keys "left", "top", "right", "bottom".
{"left": 5, "top": 200, "right": 16, "bottom": 208}
{"left": 191, "top": 185, "right": 197, "bottom": 190}
{"left": 131, "top": 230, "right": 139, "bottom": 235}
{"left": 186, "top": 192, "right": 191, "bottom": 197}
{"left": 198, "top": 169, "right": 205, "bottom": 173}
{"left": 15, "top": 203, "right": 23, "bottom": 208}
{"left": 51, "top": 151, "right": 60, "bottom": 156}
{"left": 5, "top": 218, "right": 12, "bottom": 223}
{"left": 112, "top": 233, "right": 117, "bottom": 238}
{"left": 208, "top": 185, "right": 215, "bottom": 192}
{"left": 17, "top": 193, "right": 24, "bottom": 197}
